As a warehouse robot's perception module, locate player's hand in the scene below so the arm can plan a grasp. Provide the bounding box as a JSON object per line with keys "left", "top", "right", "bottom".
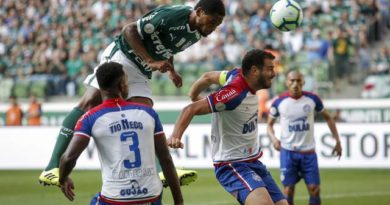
{"left": 332, "top": 141, "right": 342, "bottom": 160}
{"left": 169, "top": 71, "right": 183, "bottom": 88}
{"left": 167, "top": 137, "right": 184, "bottom": 149}
{"left": 272, "top": 139, "right": 281, "bottom": 151}
{"left": 60, "top": 177, "right": 75, "bottom": 201}
{"left": 148, "top": 60, "right": 173, "bottom": 73}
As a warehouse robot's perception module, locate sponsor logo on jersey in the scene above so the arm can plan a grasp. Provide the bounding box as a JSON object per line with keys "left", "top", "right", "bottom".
{"left": 109, "top": 119, "right": 143, "bottom": 134}
{"left": 175, "top": 38, "right": 186, "bottom": 47}
{"left": 181, "top": 41, "right": 193, "bottom": 50}
{"left": 215, "top": 88, "right": 237, "bottom": 102}
{"left": 269, "top": 107, "right": 277, "bottom": 116}
{"left": 288, "top": 116, "right": 310, "bottom": 132}
{"left": 150, "top": 31, "right": 173, "bottom": 59}
{"left": 169, "top": 25, "right": 186, "bottom": 31}
{"left": 242, "top": 118, "right": 257, "bottom": 134}
{"left": 113, "top": 168, "right": 155, "bottom": 179}
{"left": 120, "top": 179, "right": 149, "bottom": 196}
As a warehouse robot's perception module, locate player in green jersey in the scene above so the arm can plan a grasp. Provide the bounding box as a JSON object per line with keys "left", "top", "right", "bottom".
{"left": 39, "top": 0, "right": 225, "bottom": 187}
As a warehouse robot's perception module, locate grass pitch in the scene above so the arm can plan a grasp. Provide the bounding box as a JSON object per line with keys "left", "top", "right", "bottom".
{"left": 1, "top": 169, "right": 390, "bottom": 205}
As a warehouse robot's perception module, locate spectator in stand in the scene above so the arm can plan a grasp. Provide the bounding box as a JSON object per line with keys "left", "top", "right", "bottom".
{"left": 27, "top": 94, "right": 42, "bottom": 126}
{"left": 6, "top": 95, "right": 23, "bottom": 126}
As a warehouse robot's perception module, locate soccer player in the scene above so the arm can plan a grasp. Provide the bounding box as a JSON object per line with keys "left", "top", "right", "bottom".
{"left": 39, "top": 0, "right": 225, "bottom": 186}
{"left": 169, "top": 49, "right": 288, "bottom": 205}
{"left": 267, "top": 70, "right": 343, "bottom": 205}
{"left": 59, "top": 62, "right": 183, "bottom": 205}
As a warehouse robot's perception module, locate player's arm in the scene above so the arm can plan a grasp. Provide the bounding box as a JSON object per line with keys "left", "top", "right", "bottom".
{"left": 321, "top": 109, "right": 342, "bottom": 159}
{"left": 188, "top": 71, "right": 225, "bottom": 102}
{"left": 168, "top": 99, "right": 211, "bottom": 149}
{"left": 122, "top": 22, "right": 173, "bottom": 73}
{"left": 154, "top": 133, "right": 183, "bottom": 205}
{"left": 266, "top": 116, "right": 281, "bottom": 151}
{"left": 168, "top": 56, "right": 183, "bottom": 88}
{"left": 59, "top": 135, "right": 90, "bottom": 201}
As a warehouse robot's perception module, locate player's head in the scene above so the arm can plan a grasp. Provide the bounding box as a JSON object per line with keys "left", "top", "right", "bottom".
{"left": 241, "top": 49, "right": 275, "bottom": 89}
{"left": 194, "top": 0, "right": 225, "bottom": 37}
{"left": 96, "top": 62, "right": 128, "bottom": 99}
{"left": 286, "top": 70, "right": 304, "bottom": 97}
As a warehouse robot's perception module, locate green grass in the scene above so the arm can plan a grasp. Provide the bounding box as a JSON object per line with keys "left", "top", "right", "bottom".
{"left": 1, "top": 169, "right": 390, "bottom": 205}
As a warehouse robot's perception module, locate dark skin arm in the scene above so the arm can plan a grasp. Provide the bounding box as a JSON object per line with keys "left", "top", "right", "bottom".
{"left": 155, "top": 133, "right": 183, "bottom": 205}
{"left": 321, "top": 109, "right": 342, "bottom": 159}
{"left": 266, "top": 117, "right": 281, "bottom": 151}
{"left": 59, "top": 135, "right": 90, "bottom": 201}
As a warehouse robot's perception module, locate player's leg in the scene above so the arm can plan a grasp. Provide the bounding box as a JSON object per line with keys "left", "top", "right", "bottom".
{"left": 280, "top": 149, "right": 300, "bottom": 205}
{"left": 301, "top": 152, "right": 321, "bottom": 205}
{"left": 39, "top": 86, "right": 102, "bottom": 186}
{"left": 39, "top": 43, "right": 117, "bottom": 186}
{"left": 214, "top": 161, "right": 285, "bottom": 205}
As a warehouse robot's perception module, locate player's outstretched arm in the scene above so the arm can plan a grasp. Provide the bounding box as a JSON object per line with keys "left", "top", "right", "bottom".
{"left": 122, "top": 22, "right": 173, "bottom": 73}
{"left": 188, "top": 71, "right": 223, "bottom": 102}
{"left": 59, "top": 135, "right": 90, "bottom": 201}
{"left": 155, "top": 133, "right": 183, "bottom": 205}
{"left": 267, "top": 117, "right": 281, "bottom": 151}
{"left": 321, "top": 109, "right": 342, "bottom": 159}
{"left": 168, "top": 99, "right": 211, "bottom": 149}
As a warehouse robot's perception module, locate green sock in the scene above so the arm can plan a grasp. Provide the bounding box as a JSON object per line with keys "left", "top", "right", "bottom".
{"left": 45, "top": 107, "right": 85, "bottom": 171}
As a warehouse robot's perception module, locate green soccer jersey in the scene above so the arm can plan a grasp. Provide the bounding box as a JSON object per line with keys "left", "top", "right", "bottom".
{"left": 116, "top": 5, "right": 202, "bottom": 79}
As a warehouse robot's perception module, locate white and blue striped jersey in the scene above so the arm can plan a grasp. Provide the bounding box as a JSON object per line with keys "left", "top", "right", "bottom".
{"left": 207, "top": 68, "right": 263, "bottom": 165}
{"left": 269, "top": 91, "right": 324, "bottom": 151}
{"left": 74, "top": 98, "right": 163, "bottom": 204}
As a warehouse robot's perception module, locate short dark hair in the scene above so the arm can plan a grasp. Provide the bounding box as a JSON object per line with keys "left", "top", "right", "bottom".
{"left": 241, "top": 49, "right": 275, "bottom": 76}
{"left": 96, "top": 62, "right": 125, "bottom": 90}
{"left": 195, "top": 0, "right": 225, "bottom": 16}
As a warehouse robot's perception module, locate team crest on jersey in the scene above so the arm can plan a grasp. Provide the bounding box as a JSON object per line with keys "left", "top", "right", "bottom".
{"left": 303, "top": 104, "right": 311, "bottom": 113}
{"left": 144, "top": 23, "right": 155, "bottom": 34}
{"left": 269, "top": 107, "right": 277, "bottom": 116}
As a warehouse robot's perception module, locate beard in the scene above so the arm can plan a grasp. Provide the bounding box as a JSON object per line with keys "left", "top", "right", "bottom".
{"left": 258, "top": 77, "right": 271, "bottom": 89}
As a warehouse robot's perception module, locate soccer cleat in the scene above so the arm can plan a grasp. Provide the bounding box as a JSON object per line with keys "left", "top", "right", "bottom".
{"left": 159, "top": 169, "right": 198, "bottom": 188}
{"left": 38, "top": 168, "right": 60, "bottom": 186}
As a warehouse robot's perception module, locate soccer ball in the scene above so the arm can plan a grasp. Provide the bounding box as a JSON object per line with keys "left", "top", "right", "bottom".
{"left": 269, "top": 0, "right": 303, "bottom": 32}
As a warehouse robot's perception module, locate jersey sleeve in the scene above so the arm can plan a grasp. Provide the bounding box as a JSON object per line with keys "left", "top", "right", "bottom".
{"left": 149, "top": 109, "right": 164, "bottom": 136}
{"left": 206, "top": 83, "right": 246, "bottom": 112}
{"left": 312, "top": 94, "right": 324, "bottom": 112}
{"left": 269, "top": 98, "right": 281, "bottom": 118}
{"left": 74, "top": 113, "right": 93, "bottom": 138}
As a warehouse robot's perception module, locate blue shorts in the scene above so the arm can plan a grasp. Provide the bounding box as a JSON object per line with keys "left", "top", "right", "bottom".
{"left": 90, "top": 192, "right": 162, "bottom": 205}
{"left": 280, "top": 148, "right": 320, "bottom": 186}
{"left": 215, "top": 160, "right": 285, "bottom": 205}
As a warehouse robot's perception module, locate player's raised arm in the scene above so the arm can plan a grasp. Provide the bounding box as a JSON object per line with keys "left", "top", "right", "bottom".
{"left": 188, "top": 71, "right": 224, "bottom": 102}
{"left": 168, "top": 99, "right": 211, "bottom": 149}
{"left": 59, "top": 134, "right": 90, "bottom": 201}
{"left": 154, "top": 133, "right": 183, "bottom": 205}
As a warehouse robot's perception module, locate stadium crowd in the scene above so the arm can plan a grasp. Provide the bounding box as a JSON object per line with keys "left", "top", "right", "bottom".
{"left": 0, "top": 0, "right": 389, "bottom": 100}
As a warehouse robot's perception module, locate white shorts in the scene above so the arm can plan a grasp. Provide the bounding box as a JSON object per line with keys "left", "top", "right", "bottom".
{"left": 83, "top": 42, "right": 152, "bottom": 101}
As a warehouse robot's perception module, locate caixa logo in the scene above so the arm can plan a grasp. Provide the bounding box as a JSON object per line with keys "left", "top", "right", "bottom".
{"left": 243, "top": 119, "right": 257, "bottom": 134}
{"left": 120, "top": 180, "right": 148, "bottom": 196}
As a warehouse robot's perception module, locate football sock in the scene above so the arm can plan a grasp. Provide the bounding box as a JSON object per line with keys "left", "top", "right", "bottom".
{"left": 309, "top": 196, "right": 321, "bottom": 205}
{"left": 45, "top": 107, "right": 86, "bottom": 170}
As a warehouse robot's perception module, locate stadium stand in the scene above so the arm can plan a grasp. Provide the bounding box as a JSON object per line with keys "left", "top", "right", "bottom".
{"left": 0, "top": 0, "right": 389, "bottom": 101}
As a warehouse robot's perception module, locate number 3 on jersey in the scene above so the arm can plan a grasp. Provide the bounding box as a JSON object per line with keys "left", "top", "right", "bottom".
{"left": 121, "top": 131, "right": 141, "bottom": 168}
